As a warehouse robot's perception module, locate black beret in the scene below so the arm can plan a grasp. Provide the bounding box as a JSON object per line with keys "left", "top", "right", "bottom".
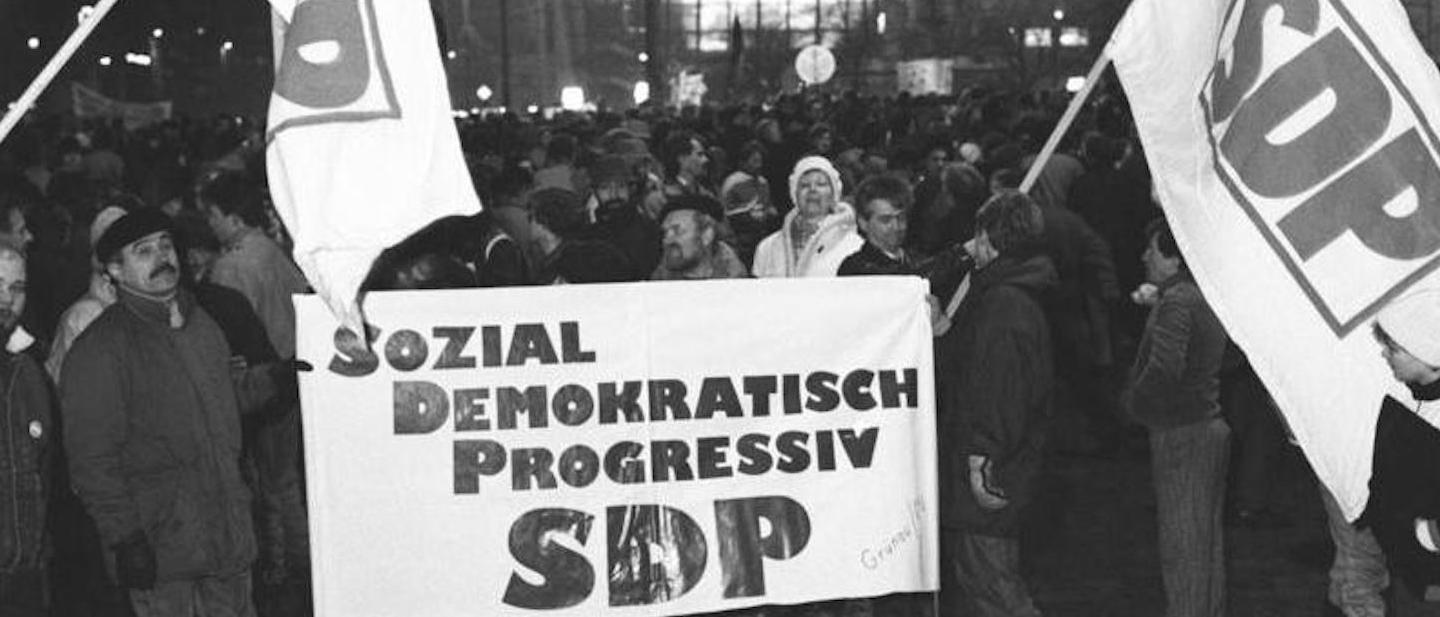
{"left": 96, "top": 209, "right": 173, "bottom": 263}
{"left": 659, "top": 194, "right": 724, "bottom": 224}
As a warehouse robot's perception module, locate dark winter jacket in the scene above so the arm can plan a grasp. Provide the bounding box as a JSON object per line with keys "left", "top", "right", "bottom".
{"left": 1037, "top": 202, "right": 1120, "bottom": 368}
{"left": 594, "top": 210, "right": 662, "bottom": 282}
{"left": 0, "top": 349, "right": 52, "bottom": 575}
{"left": 837, "top": 242, "right": 919, "bottom": 277}
{"left": 937, "top": 253, "right": 1058, "bottom": 536}
{"left": 61, "top": 289, "right": 257, "bottom": 582}
{"left": 1358, "top": 390, "right": 1440, "bottom": 594}
{"left": 1124, "top": 273, "right": 1227, "bottom": 430}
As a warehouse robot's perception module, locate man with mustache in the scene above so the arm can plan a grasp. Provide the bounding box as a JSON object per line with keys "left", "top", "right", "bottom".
{"left": 61, "top": 210, "right": 260, "bottom": 617}
{"left": 0, "top": 245, "right": 54, "bottom": 617}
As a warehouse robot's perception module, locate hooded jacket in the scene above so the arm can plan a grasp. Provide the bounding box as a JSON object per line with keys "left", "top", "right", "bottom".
{"left": 937, "top": 253, "right": 1058, "bottom": 536}
{"left": 752, "top": 156, "right": 864, "bottom": 277}
{"left": 751, "top": 203, "right": 863, "bottom": 278}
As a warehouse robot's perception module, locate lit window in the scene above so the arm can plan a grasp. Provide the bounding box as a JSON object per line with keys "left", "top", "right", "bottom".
{"left": 1024, "top": 28, "right": 1053, "bottom": 48}
{"left": 1059, "top": 27, "right": 1089, "bottom": 47}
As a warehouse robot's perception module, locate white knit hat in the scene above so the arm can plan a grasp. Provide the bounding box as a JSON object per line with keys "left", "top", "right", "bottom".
{"left": 1376, "top": 288, "right": 1440, "bottom": 367}
{"left": 788, "top": 155, "right": 843, "bottom": 207}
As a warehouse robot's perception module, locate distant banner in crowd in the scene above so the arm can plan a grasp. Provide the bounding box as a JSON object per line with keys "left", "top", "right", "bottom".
{"left": 295, "top": 279, "right": 940, "bottom": 616}
{"left": 1112, "top": 0, "right": 1440, "bottom": 518}
{"left": 265, "top": 0, "right": 480, "bottom": 335}
{"left": 896, "top": 59, "right": 955, "bottom": 96}
{"left": 70, "top": 83, "right": 171, "bottom": 130}
{"left": 671, "top": 70, "right": 709, "bottom": 107}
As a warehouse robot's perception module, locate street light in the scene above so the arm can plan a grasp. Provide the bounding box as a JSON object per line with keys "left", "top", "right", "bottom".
{"left": 152, "top": 28, "right": 164, "bottom": 38}
{"left": 446, "top": 50, "right": 458, "bottom": 60}
{"left": 1053, "top": 8, "right": 1065, "bottom": 21}
{"left": 126, "top": 53, "right": 153, "bottom": 66}
{"left": 98, "top": 56, "right": 112, "bottom": 66}
{"left": 26, "top": 37, "right": 39, "bottom": 50}
{"left": 638, "top": 52, "right": 649, "bottom": 63}
{"left": 476, "top": 85, "right": 493, "bottom": 102}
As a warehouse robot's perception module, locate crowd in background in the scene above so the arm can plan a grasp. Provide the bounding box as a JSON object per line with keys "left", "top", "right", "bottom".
{"left": 0, "top": 78, "right": 1406, "bottom": 617}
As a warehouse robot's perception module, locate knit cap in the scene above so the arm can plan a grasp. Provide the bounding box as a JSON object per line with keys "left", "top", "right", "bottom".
{"left": 95, "top": 210, "right": 173, "bottom": 264}
{"left": 1377, "top": 288, "right": 1440, "bottom": 367}
{"left": 788, "top": 155, "right": 843, "bottom": 207}
{"left": 90, "top": 206, "right": 128, "bottom": 248}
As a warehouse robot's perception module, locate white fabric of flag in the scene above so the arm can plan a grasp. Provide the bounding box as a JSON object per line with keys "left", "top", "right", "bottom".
{"left": 1111, "top": 0, "right": 1440, "bottom": 518}
{"left": 265, "top": 0, "right": 481, "bottom": 334}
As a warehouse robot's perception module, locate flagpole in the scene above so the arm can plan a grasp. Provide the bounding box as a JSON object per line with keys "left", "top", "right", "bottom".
{"left": 0, "top": 0, "right": 122, "bottom": 146}
{"left": 1019, "top": 46, "right": 1112, "bottom": 194}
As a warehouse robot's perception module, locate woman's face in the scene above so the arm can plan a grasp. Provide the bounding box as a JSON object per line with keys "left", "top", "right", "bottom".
{"left": 1375, "top": 328, "right": 1440, "bottom": 386}
{"left": 795, "top": 170, "right": 835, "bottom": 218}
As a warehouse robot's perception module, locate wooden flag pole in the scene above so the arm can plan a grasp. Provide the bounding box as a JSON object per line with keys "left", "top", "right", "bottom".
{"left": 0, "top": 0, "right": 122, "bottom": 146}
{"left": 1019, "top": 46, "right": 1113, "bottom": 194}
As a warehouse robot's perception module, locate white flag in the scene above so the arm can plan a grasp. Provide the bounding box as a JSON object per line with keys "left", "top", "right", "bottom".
{"left": 265, "top": 0, "right": 481, "bottom": 334}
{"left": 1111, "top": 0, "right": 1440, "bottom": 518}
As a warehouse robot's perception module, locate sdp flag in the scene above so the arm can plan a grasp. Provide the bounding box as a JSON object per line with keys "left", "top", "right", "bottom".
{"left": 265, "top": 0, "right": 481, "bottom": 333}
{"left": 1111, "top": 0, "right": 1440, "bottom": 518}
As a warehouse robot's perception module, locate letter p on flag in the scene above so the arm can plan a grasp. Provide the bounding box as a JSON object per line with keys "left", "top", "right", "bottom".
{"left": 265, "top": 0, "right": 481, "bottom": 336}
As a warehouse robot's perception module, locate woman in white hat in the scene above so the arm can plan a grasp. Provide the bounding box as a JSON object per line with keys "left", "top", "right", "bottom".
{"left": 750, "top": 155, "right": 863, "bottom": 278}
{"left": 1360, "top": 288, "right": 1440, "bottom": 616}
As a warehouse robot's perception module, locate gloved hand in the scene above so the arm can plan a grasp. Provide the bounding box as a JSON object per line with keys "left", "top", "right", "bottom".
{"left": 112, "top": 530, "right": 157, "bottom": 590}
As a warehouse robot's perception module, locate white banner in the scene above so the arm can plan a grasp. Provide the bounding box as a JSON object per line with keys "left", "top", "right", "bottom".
{"left": 70, "top": 82, "right": 171, "bottom": 130}
{"left": 896, "top": 59, "right": 955, "bottom": 96}
{"left": 295, "top": 278, "right": 940, "bottom": 616}
{"left": 266, "top": 0, "right": 481, "bottom": 334}
{"left": 1111, "top": 0, "right": 1440, "bottom": 517}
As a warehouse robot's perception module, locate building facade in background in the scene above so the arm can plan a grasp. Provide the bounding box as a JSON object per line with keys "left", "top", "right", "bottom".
{"left": 0, "top": 0, "right": 1437, "bottom": 116}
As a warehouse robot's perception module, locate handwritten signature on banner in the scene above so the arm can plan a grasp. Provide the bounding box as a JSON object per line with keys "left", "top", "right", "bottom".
{"left": 860, "top": 498, "right": 929, "bottom": 571}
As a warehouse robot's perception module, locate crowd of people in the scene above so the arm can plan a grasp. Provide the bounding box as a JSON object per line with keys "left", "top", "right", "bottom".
{"left": 0, "top": 80, "right": 1435, "bottom": 617}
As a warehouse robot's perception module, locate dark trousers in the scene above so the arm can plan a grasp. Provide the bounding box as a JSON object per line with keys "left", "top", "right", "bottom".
{"left": 1394, "top": 579, "right": 1440, "bottom": 616}
{"left": 1221, "top": 365, "right": 1284, "bottom": 513}
{"left": 1151, "top": 417, "right": 1231, "bottom": 617}
{"left": 0, "top": 568, "right": 47, "bottom": 617}
{"left": 252, "top": 404, "right": 308, "bottom": 583}
{"left": 939, "top": 530, "right": 1042, "bottom": 617}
